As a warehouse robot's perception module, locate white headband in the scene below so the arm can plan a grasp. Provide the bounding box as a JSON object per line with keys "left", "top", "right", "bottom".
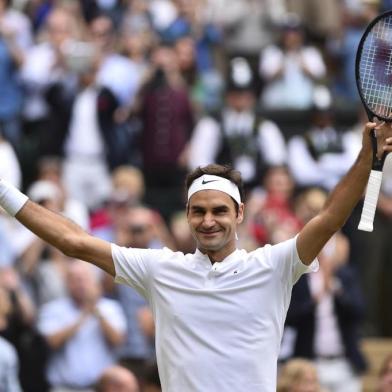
{"left": 187, "top": 175, "right": 241, "bottom": 205}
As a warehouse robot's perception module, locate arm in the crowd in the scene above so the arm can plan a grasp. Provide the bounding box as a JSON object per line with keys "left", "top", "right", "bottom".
{"left": 45, "top": 312, "right": 89, "bottom": 349}
{"left": 94, "top": 308, "right": 125, "bottom": 347}
{"left": 15, "top": 200, "right": 115, "bottom": 276}
{"left": 137, "top": 306, "right": 155, "bottom": 339}
{"left": 297, "top": 121, "right": 392, "bottom": 265}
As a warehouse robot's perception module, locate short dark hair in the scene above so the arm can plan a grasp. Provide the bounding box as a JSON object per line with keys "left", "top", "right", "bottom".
{"left": 185, "top": 164, "right": 244, "bottom": 213}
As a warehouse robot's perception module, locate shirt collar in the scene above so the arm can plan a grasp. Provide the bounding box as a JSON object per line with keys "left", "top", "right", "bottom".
{"left": 194, "top": 248, "right": 243, "bottom": 273}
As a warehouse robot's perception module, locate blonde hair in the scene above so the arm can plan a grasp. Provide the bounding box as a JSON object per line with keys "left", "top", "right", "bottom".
{"left": 111, "top": 165, "right": 145, "bottom": 200}
{"left": 277, "top": 358, "right": 320, "bottom": 392}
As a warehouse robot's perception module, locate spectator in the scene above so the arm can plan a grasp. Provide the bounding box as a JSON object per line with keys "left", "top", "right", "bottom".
{"left": 90, "top": 14, "right": 141, "bottom": 108}
{"left": 90, "top": 165, "right": 147, "bottom": 242}
{"left": 19, "top": 6, "right": 80, "bottom": 188}
{"left": 0, "top": 0, "right": 33, "bottom": 150}
{"left": 287, "top": 86, "right": 355, "bottom": 191}
{"left": 95, "top": 365, "right": 139, "bottom": 392}
{"left": 285, "top": 187, "right": 367, "bottom": 392}
{"left": 259, "top": 13, "right": 326, "bottom": 110}
{"left": 44, "top": 37, "right": 121, "bottom": 211}
{"left": 35, "top": 156, "right": 90, "bottom": 231}
{"left": 243, "top": 165, "right": 300, "bottom": 247}
{"left": 277, "top": 358, "right": 323, "bottom": 392}
{"left": 174, "top": 35, "right": 224, "bottom": 116}
{"left": 0, "top": 285, "right": 22, "bottom": 392}
{"left": 188, "top": 56, "right": 287, "bottom": 190}
{"left": 137, "top": 42, "right": 194, "bottom": 222}
{"left": 37, "top": 260, "right": 127, "bottom": 390}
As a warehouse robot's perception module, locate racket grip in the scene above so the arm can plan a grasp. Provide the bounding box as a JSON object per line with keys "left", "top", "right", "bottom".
{"left": 358, "top": 170, "right": 383, "bottom": 232}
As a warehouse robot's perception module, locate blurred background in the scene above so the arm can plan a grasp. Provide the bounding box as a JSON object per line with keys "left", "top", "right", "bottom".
{"left": 1, "top": 0, "right": 392, "bottom": 391}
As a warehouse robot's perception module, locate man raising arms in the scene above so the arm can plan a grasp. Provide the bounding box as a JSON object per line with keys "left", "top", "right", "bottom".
{"left": 1, "top": 121, "right": 392, "bottom": 391}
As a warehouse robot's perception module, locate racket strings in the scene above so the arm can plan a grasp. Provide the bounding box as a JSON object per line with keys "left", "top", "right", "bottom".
{"left": 360, "top": 16, "right": 392, "bottom": 118}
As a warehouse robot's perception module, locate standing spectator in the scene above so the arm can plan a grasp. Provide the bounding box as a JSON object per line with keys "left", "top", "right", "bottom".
{"left": 188, "top": 56, "right": 287, "bottom": 190}
{"left": 0, "top": 0, "right": 33, "bottom": 149}
{"left": 19, "top": 6, "right": 80, "bottom": 189}
{"left": 285, "top": 187, "right": 367, "bottom": 392}
{"left": 137, "top": 42, "right": 194, "bottom": 222}
{"left": 37, "top": 260, "right": 126, "bottom": 390}
{"left": 259, "top": 13, "right": 326, "bottom": 110}
{"left": 44, "top": 38, "right": 124, "bottom": 211}
{"left": 90, "top": 14, "right": 141, "bottom": 108}
{"left": 174, "top": 35, "right": 224, "bottom": 116}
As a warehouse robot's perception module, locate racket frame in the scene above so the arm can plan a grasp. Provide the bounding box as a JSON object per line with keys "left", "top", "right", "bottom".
{"left": 355, "top": 10, "right": 392, "bottom": 231}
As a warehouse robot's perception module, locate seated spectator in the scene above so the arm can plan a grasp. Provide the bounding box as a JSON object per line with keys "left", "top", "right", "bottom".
{"left": 378, "top": 353, "right": 392, "bottom": 392}
{"left": 95, "top": 365, "right": 139, "bottom": 392}
{"left": 277, "top": 358, "right": 323, "bottom": 392}
{"left": 37, "top": 260, "right": 127, "bottom": 390}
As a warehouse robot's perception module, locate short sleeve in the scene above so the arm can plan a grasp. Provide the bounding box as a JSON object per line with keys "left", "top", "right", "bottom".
{"left": 111, "top": 244, "right": 165, "bottom": 298}
{"left": 268, "top": 236, "right": 318, "bottom": 285}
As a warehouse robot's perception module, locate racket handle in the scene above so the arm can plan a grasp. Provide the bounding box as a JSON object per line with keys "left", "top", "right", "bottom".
{"left": 358, "top": 170, "right": 383, "bottom": 232}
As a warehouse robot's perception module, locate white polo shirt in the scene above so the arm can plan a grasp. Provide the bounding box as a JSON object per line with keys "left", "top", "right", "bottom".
{"left": 112, "top": 237, "right": 317, "bottom": 392}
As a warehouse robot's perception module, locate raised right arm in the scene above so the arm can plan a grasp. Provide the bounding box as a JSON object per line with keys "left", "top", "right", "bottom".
{"left": 0, "top": 180, "right": 115, "bottom": 276}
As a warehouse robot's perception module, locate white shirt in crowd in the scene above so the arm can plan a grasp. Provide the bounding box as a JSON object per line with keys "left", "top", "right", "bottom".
{"left": 188, "top": 111, "right": 287, "bottom": 183}
{"left": 260, "top": 45, "right": 326, "bottom": 110}
{"left": 112, "top": 237, "right": 317, "bottom": 392}
{"left": 37, "top": 297, "right": 127, "bottom": 388}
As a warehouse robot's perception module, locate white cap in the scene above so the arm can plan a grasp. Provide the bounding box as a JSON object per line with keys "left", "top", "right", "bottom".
{"left": 187, "top": 175, "right": 241, "bottom": 205}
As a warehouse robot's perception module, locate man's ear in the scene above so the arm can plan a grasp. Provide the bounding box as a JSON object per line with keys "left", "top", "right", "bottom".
{"left": 237, "top": 203, "right": 245, "bottom": 224}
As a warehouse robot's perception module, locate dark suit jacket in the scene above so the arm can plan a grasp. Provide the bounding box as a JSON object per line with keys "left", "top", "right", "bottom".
{"left": 285, "top": 265, "right": 368, "bottom": 374}
{"left": 43, "top": 81, "right": 127, "bottom": 170}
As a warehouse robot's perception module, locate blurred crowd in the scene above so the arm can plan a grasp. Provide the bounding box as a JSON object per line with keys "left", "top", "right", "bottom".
{"left": 1, "top": 0, "right": 392, "bottom": 391}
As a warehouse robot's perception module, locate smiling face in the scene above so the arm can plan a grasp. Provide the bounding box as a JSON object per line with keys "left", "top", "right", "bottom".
{"left": 187, "top": 190, "right": 244, "bottom": 262}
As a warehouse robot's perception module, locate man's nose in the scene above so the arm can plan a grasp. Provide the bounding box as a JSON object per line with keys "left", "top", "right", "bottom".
{"left": 202, "top": 213, "right": 216, "bottom": 226}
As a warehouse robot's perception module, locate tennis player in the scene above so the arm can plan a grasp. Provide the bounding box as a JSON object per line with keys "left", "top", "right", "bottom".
{"left": 1, "top": 120, "right": 392, "bottom": 391}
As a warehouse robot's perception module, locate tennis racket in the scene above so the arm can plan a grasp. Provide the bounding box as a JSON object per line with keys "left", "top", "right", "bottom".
{"left": 356, "top": 10, "right": 392, "bottom": 232}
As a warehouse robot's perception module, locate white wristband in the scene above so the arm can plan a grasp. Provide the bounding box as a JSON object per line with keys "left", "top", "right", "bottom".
{"left": 0, "top": 180, "right": 29, "bottom": 217}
